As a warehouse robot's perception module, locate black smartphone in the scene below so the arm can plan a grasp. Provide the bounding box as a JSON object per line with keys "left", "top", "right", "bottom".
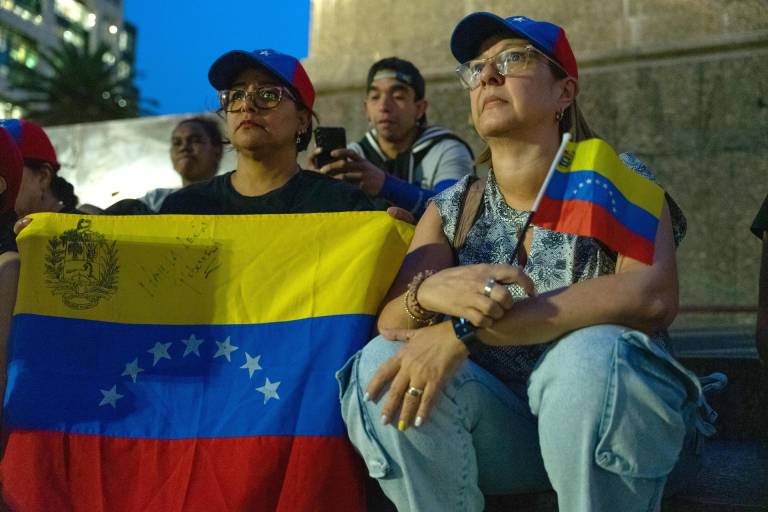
{"left": 314, "top": 126, "right": 347, "bottom": 168}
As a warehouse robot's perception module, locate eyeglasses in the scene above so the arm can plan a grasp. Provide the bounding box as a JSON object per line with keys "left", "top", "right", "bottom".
{"left": 455, "top": 45, "right": 565, "bottom": 90}
{"left": 218, "top": 86, "right": 296, "bottom": 112}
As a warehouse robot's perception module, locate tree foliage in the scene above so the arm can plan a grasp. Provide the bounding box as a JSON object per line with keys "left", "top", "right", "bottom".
{"left": 11, "top": 43, "right": 156, "bottom": 125}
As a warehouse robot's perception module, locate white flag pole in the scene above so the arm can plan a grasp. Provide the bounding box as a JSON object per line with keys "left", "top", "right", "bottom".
{"left": 509, "top": 132, "right": 572, "bottom": 264}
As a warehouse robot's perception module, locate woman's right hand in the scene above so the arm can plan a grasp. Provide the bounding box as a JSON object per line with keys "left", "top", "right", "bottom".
{"left": 417, "top": 264, "right": 535, "bottom": 327}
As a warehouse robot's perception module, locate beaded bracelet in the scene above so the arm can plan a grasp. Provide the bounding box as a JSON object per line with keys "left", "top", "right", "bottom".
{"left": 403, "top": 270, "right": 438, "bottom": 325}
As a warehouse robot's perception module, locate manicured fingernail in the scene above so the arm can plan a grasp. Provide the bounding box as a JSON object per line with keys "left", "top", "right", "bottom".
{"left": 363, "top": 392, "right": 370, "bottom": 401}
{"left": 397, "top": 420, "right": 406, "bottom": 432}
{"left": 380, "top": 414, "right": 388, "bottom": 425}
{"left": 414, "top": 416, "right": 423, "bottom": 427}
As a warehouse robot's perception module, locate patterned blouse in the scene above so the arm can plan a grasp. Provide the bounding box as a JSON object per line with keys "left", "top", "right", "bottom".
{"left": 431, "top": 153, "right": 686, "bottom": 384}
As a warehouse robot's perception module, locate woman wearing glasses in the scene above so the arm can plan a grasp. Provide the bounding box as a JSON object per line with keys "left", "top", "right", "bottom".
{"left": 160, "top": 49, "right": 372, "bottom": 214}
{"left": 339, "top": 13, "right": 704, "bottom": 511}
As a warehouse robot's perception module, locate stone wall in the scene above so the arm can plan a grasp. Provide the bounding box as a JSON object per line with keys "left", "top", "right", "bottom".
{"left": 303, "top": 0, "right": 768, "bottom": 311}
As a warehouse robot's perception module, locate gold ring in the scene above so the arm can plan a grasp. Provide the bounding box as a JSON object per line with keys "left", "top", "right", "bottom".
{"left": 483, "top": 278, "right": 496, "bottom": 297}
{"left": 406, "top": 386, "right": 424, "bottom": 398}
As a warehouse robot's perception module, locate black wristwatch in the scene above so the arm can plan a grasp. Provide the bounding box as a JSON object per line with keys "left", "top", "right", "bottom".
{"left": 451, "top": 316, "right": 482, "bottom": 355}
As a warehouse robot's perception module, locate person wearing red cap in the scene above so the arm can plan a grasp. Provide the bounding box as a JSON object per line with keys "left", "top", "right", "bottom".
{"left": 339, "top": 13, "right": 703, "bottom": 512}
{"left": 0, "top": 119, "right": 81, "bottom": 218}
{"left": 0, "top": 127, "right": 22, "bottom": 416}
{"left": 160, "top": 49, "right": 373, "bottom": 214}
{"left": 0, "top": 127, "right": 23, "bottom": 254}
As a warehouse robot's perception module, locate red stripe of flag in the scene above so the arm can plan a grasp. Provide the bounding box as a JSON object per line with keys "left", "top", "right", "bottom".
{"left": 1, "top": 430, "right": 366, "bottom": 512}
{"left": 535, "top": 197, "right": 656, "bottom": 264}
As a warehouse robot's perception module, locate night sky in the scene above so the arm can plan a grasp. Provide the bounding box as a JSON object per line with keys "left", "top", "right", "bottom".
{"left": 124, "top": 0, "right": 311, "bottom": 116}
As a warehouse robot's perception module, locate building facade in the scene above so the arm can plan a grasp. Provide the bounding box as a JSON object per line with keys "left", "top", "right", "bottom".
{"left": 0, "top": 0, "right": 135, "bottom": 118}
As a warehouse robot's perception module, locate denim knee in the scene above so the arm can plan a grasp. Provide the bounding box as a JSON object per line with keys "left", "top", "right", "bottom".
{"left": 529, "top": 325, "right": 692, "bottom": 479}
{"left": 336, "top": 335, "right": 401, "bottom": 478}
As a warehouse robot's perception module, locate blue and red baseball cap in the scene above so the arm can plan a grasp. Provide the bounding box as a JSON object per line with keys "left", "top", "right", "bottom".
{"left": 0, "top": 118, "right": 60, "bottom": 170}
{"left": 208, "top": 49, "right": 316, "bottom": 111}
{"left": 450, "top": 13, "right": 578, "bottom": 80}
{"left": 0, "top": 127, "right": 23, "bottom": 213}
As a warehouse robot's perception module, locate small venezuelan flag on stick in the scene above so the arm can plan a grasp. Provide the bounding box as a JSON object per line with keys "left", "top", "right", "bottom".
{"left": 521, "top": 135, "right": 665, "bottom": 265}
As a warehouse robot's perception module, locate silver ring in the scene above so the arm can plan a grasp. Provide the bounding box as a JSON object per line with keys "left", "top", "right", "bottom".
{"left": 483, "top": 278, "right": 496, "bottom": 297}
{"left": 406, "top": 386, "right": 424, "bottom": 398}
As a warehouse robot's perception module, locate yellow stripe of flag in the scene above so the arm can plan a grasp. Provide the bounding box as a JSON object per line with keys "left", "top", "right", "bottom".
{"left": 15, "top": 212, "right": 413, "bottom": 325}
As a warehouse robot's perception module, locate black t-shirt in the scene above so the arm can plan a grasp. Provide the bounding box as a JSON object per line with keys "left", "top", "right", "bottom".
{"left": 160, "top": 170, "right": 375, "bottom": 214}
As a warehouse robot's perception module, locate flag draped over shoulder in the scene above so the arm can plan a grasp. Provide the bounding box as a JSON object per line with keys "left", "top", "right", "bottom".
{"left": 1, "top": 212, "right": 413, "bottom": 512}
{"left": 531, "top": 138, "right": 665, "bottom": 265}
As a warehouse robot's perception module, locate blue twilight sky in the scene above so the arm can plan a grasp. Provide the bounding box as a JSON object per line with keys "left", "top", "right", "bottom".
{"left": 124, "top": 1, "right": 311, "bottom": 116}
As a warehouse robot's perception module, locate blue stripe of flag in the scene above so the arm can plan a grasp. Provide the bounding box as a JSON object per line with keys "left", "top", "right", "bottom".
{"left": 4, "top": 314, "right": 373, "bottom": 439}
{"left": 545, "top": 169, "right": 659, "bottom": 242}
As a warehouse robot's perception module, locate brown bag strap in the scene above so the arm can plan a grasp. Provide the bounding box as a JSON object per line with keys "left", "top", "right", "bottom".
{"left": 452, "top": 176, "right": 486, "bottom": 251}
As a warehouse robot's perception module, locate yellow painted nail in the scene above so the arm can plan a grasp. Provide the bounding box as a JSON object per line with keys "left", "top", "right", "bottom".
{"left": 397, "top": 420, "right": 406, "bottom": 432}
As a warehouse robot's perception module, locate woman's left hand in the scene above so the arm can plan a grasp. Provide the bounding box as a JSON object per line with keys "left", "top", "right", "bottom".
{"left": 367, "top": 321, "right": 469, "bottom": 431}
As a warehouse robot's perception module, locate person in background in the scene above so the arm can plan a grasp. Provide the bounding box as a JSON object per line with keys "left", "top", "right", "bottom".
{"left": 139, "top": 116, "right": 224, "bottom": 212}
{"left": 339, "top": 12, "right": 707, "bottom": 511}
{"left": 160, "top": 49, "right": 373, "bottom": 215}
{"left": 0, "top": 127, "right": 22, "bottom": 413}
{"left": 312, "top": 57, "right": 474, "bottom": 218}
{"left": 0, "top": 119, "right": 81, "bottom": 217}
{"left": 752, "top": 194, "right": 768, "bottom": 364}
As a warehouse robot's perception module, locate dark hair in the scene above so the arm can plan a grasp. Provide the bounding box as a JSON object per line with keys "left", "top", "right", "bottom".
{"left": 366, "top": 57, "right": 426, "bottom": 100}
{"left": 176, "top": 116, "right": 225, "bottom": 147}
{"left": 103, "top": 198, "right": 152, "bottom": 215}
{"left": 25, "top": 159, "right": 79, "bottom": 209}
{"left": 50, "top": 176, "right": 79, "bottom": 209}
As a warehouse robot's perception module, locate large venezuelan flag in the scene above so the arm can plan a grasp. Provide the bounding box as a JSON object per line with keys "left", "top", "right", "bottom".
{"left": 1, "top": 212, "right": 413, "bottom": 512}
{"left": 532, "top": 138, "right": 665, "bottom": 264}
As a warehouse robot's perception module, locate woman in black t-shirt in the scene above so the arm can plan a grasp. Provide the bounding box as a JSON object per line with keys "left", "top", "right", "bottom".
{"left": 161, "top": 49, "right": 373, "bottom": 215}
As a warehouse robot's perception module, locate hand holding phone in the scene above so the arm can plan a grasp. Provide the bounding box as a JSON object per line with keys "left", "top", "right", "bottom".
{"left": 313, "top": 127, "right": 347, "bottom": 168}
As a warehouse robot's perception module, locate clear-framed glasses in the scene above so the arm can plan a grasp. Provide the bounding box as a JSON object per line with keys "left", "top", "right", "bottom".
{"left": 218, "top": 86, "right": 296, "bottom": 112}
{"left": 455, "top": 45, "right": 565, "bottom": 90}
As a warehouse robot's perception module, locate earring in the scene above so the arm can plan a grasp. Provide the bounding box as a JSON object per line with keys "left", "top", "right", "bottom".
{"left": 296, "top": 134, "right": 302, "bottom": 145}
{"left": 555, "top": 110, "right": 564, "bottom": 121}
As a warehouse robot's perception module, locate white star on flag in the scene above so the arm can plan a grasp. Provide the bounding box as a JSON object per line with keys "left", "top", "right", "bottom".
{"left": 121, "top": 358, "right": 144, "bottom": 383}
{"left": 256, "top": 377, "right": 281, "bottom": 404}
{"left": 99, "top": 385, "right": 124, "bottom": 408}
{"left": 148, "top": 342, "right": 172, "bottom": 366}
{"left": 512, "top": 17, "right": 525, "bottom": 22}
{"left": 240, "top": 353, "right": 263, "bottom": 378}
{"left": 214, "top": 336, "right": 239, "bottom": 362}
{"left": 182, "top": 334, "right": 205, "bottom": 357}
{"left": 260, "top": 50, "right": 271, "bottom": 55}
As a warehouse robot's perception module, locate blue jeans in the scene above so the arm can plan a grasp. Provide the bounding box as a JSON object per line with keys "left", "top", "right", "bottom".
{"left": 337, "top": 325, "right": 715, "bottom": 512}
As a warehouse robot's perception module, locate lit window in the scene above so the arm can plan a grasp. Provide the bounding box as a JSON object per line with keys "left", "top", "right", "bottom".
{"left": 54, "top": 0, "right": 95, "bottom": 30}
{"left": 108, "top": 24, "right": 118, "bottom": 35}
{"left": 62, "top": 29, "right": 84, "bottom": 47}
{"left": 0, "top": 101, "right": 24, "bottom": 118}
{"left": 119, "top": 32, "right": 128, "bottom": 51}
{"left": 117, "top": 61, "right": 130, "bottom": 79}
{"left": 0, "top": 0, "right": 44, "bottom": 24}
